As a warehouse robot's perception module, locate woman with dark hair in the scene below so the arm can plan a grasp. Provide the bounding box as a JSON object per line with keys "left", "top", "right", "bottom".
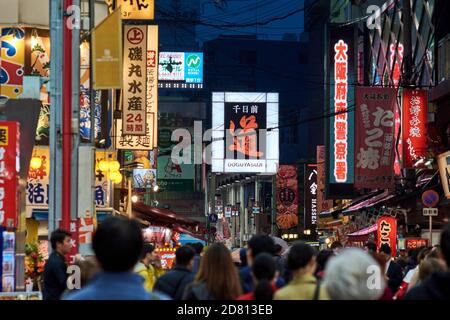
{"left": 315, "top": 249, "right": 334, "bottom": 280}
{"left": 237, "top": 253, "right": 277, "bottom": 300}
{"left": 182, "top": 243, "right": 242, "bottom": 300}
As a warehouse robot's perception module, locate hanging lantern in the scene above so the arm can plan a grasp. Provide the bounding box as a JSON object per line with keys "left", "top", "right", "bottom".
{"left": 110, "top": 171, "right": 122, "bottom": 184}
{"left": 109, "top": 160, "right": 120, "bottom": 172}
{"left": 30, "top": 156, "right": 42, "bottom": 170}
{"left": 98, "top": 160, "right": 109, "bottom": 172}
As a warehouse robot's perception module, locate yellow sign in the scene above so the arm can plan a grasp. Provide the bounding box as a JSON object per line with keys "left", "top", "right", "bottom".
{"left": 147, "top": 25, "right": 159, "bottom": 147}
{"left": 438, "top": 151, "right": 450, "bottom": 200}
{"left": 92, "top": 7, "right": 123, "bottom": 89}
{"left": 0, "top": 126, "right": 9, "bottom": 146}
{"left": 115, "top": 0, "right": 154, "bottom": 20}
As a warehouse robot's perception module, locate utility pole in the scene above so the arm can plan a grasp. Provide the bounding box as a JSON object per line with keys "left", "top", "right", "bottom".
{"left": 49, "top": 0, "right": 64, "bottom": 238}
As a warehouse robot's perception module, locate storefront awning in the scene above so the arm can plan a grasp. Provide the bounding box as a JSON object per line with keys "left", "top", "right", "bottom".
{"left": 342, "top": 190, "right": 395, "bottom": 214}
{"left": 347, "top": 224, "right": 377, "bottom": 243}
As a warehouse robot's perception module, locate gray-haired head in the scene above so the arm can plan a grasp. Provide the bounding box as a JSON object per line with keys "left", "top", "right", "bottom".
{"left": 323, "top": 248, "right": 385, "bottom": 300}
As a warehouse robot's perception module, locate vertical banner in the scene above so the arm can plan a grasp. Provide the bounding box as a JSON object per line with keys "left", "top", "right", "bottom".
{"left": 304, "top": 164, "right": 318, "bottom": 231}
{"left": 438, "top": 151, "right": 450, "bottom": 199}
{"left": 402, "top": 89, "right": 428, "bottom": 168}
{"left": 394, "top": 102, "right": 402, "bottom": 176}
{"left": 317, "top": 146, "right": 333, "bottom": 215}
{"left": 328, "top": 24, "right": 356, "bottom": 197}
{"left": 26, "top": 147, "right": 50, "bottom": 217}
{"left": 0, "top": 27, "right": 25, "bottom": 99}
{"left": 94, "top": 152, "right": 113, "bottom": 208}
{"left": 276, "top": 165, "right": 298, "bottom": 230}
{"left": 147, "top": 25, "right": 158, "bottom": 147}
{"left": 0, "top": 122, "right": 19, "bottom": 228}
{"left": 355, "top": 87, "right": 396, "bottom": 189}
{"left": 67, "top": 220, "right": 79, "bottom": 265}
{"left": 377, "top": 216, "right": 397, "bottom": 255}
{"left": 123, "top": 25, "right": 147, "bottom": 135}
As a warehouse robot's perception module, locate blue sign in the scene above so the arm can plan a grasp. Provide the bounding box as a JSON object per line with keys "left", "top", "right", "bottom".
{"left": 184, "top": 53, "right": 203, "bottom": 84}
{"left": 209, "top": 213, "right": 218, "bottom": 224}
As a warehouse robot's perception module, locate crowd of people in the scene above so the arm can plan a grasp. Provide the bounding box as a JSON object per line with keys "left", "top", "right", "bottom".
{"left": 42, "top": 216, "right": 450, "bottom": 300}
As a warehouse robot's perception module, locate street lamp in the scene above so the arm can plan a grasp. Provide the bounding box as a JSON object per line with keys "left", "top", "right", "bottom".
{"left": 131, "top": 195, "right": 139, "bottom": 203}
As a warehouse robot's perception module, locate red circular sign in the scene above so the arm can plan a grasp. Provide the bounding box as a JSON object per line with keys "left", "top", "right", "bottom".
{"left": 422, "top": 190, "right": 439, "bottom": 208}
{"left": 127, "top": 27, "right": 144, "bottom": 45}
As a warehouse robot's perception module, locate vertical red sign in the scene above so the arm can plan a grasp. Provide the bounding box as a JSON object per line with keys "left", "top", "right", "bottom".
{"left": 0, "top": 122, "right": 19, "bottom": 228}
{"left": 377, "top": 216, "right": 397, "bottom": 255}
{"left": 276, "top": 165, "right": 298, "bottom": 230}
{"left": 402, "top": 89, "right": 428, "bottom": 168}
{"left": 67, "top": 219, "right": 79, "bottom": 265}
{"left": 355, "top": 87, "right": 396, "bottom": 189}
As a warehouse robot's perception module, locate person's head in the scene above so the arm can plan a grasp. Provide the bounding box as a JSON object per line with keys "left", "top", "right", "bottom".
{"left": 251, "top": 253, "right": 277, "bottom": 301}
{"left": 175, "top": 245, "right": 196, "bottom": 269}
{"left": 418, "top": 258, "right": 446, "bottom": 281}
{"left": 323, "top": 248, "right": 385, "bottom": 300}
{"left": 379, "top": 244, "right": 392, "bottom": 259}
{"left": 73, "top": 256, "right": 100, "bottom": 287}
{"left": 50, "top": 229, "right": 72, "bottom": 255}
{"left": 364, "top": 241, "right": 377, "bottom": 254}
{"left": 440, "top": 223, "right": 450, "bottom": 269}
{"left": 330, "top": 241, "right": 343, "bottom": 254}
{"left": 287, "top": 241, "right": 317, "bottom": 276}
{"left": 274, "top": 244, "right": 283, "bottom": 256}
{"left": 417, "top": 246, "right": 431, "bottom": 264}
{"left": 247, "top": 235, "right": 276, "bottom": 266}
{"left": 315, "top": 249, "right": 334, "bottom": 274}
{"left": 193, "top": 242, "right": 204, "bottom": 255}
{"left": 239, "top": 248, "right": 248, "bottom": 267}
{"left": 141, "top": 243, "right": 158, "bottom": 265}
{"left": 195, "top": 243, "right": 242, "bottom": 299}
{"left": 92, "top": 216, "right": 143, "bottom": 272}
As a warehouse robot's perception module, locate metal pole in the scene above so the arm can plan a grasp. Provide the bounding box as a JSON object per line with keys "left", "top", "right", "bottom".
{"left": 49, "top": 0, "right": 64, "bottom": 238}
{"left": 429, "top": 215, "right": 433, "bottom": 246}
{"left": 62, "top": 0, "right": 74, "bottom": 231}
{"left": 89, "top": 0, "right": 95, "bottom": 144}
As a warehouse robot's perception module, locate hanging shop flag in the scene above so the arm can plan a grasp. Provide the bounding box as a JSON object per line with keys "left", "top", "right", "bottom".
{"left": 0, "top": 122, "right": 19, "bottom": 228}
{"left": 92, "top": 7, "right": 123, "bottom": 89}
{"left": 327, "top": 24, "right": 356, "bottom": 198}
{"left": 123, "top": 25, "right": 147, "bottom": 135}
{"left": 26, "top": 147, "right": 50, "bottom": 217}
{"left": 211, "top": 92, "right": 279, "bottom": 174}
{"left": 355, "top": 87, "right": 396, "bottom": 189}
{"left": 94, "top": 152, "right": 114, "bottom": 208}
{"left": 402, "top": 89, "right": 428, "bottom": 168}
{"left": 304, "top": 164, "right": 318, "bottom": 231}
{"left": 147, "top": 25, "right": 158, "bottom": 147}
{"left": 316, "top": 146, "right": 333, "bottom": 215}
{"left": 276, "top": 165, "right": 298, "bottom": 230}
{"left": 0, "top": 27, "right": 25, "bottom": 99}
{"left": 376, "top": 216, "right": 397, "bottom": 255}
{"left": 438, "top": 150, "right": 450, "bottom": 200}
{"left": 112, "top": 0, "right": 154, "bottom": 20}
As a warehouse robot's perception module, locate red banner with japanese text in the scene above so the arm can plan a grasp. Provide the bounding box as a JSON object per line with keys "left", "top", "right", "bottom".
{"left": 0, "top": 122, "right": 20, "bottom": 228}
{"left": 276, "top": 165, "right": 298, "bottom": 230}
{"left": 355, "top": 87, "right": 396, "bottom": 189}
{"left": 377, "top": 216, "right": 397, "bottom": 255}
{"left": 317, "top": 146, "right": 333, "bottom": 215}
{"left": 402, "top": 89, "right": 428, "bottom": 168}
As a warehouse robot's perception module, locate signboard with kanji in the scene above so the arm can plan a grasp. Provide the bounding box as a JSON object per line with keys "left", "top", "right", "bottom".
{"left": 123, "top": 25, "right": 147, "bottom": 135}
{"left": 376, "top": 216, "right": 397, "bottom": 255}
{"left": 110, "top": 0, "right": 155, "bottom": 20}
{"left": 26, "top": 147, "right": 49, "bottom": 217}
{"left": 211, "top": 92, "right": 279, "bottom": 174}
{"left": 354, "top": 87, "right": 396, "bottom": 189}
{"left": 402, "top": 89, "right": 428, "bottom": 168}
{"left": 304, "top": 164, "right": 318, "bottom": 231}
{"left": 0, "top": 122, "right": 19, "bottom": 228}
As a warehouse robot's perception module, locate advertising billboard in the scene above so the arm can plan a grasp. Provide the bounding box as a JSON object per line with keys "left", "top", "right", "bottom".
{"left": 158, "top": 52, "right": 203, "bottom": 89}
{"left": 211, "top": 92, "right": 279, "bottom": 174}
{"left": 354, "top": 87, "right": 396, "bottom": 189}
{"left": 304, "top": 164, "right": 318, "bottom": 231}
{"left": 327, "top": 24, "right": 356, "bottom": 198}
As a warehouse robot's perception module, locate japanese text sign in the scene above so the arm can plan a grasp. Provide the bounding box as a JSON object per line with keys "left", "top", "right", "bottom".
{"left": 377, "top": 216, "right": 397, "bottom": 255}
{"left": 123, "top": 25, "right": 147, "bottom": 135}
{"left": 402, "top": 89, "right": 427, "bottom": 168}
{"left": 112, "top": 0, "right": 154, "bottom": 20}
{"left": 276, "top": 165, "right": 298, "bottom": 230}
{"left": 0, "top": 122, "right": 19, "bottom": 228}
{"left": 304, "top": 164, "right": 318, "bottom": 231}
{"left": 355, "top": 87, "right": 396, "bottom": 189}
{"left": 316, "top": 146, "right": 333, "bottom": 215}
{"left": 438, "top": 150, "right": 450, "bottom": 200}
{"left": 26, "top": 147, "right": 50, "bottom": 216}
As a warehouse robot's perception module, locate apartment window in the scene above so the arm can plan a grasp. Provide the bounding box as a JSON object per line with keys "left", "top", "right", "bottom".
{"left": 239, "top": 50, "right": 257, "bottom": 65}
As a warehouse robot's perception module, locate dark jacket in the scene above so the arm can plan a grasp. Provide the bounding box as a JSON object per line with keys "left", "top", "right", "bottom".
{"left": 191, "top": 255, "right": 201, "bottom": 274}
{"left": 153, "top": 266, "right": 195, "bottom": 300}
{"left": 239, "top": 266, "right": 285, "bottom": 294}
{"left": 404, "top": 272, "right": 450, "bottom": 300}
{"left": 182, "top": 281, "right": 215, "bottom": 300}
{"left": 43, "top": 251, "right": 68, "bottom": 300}
{"left": 387, "top": 260, "right": 403, "bottom": 294}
